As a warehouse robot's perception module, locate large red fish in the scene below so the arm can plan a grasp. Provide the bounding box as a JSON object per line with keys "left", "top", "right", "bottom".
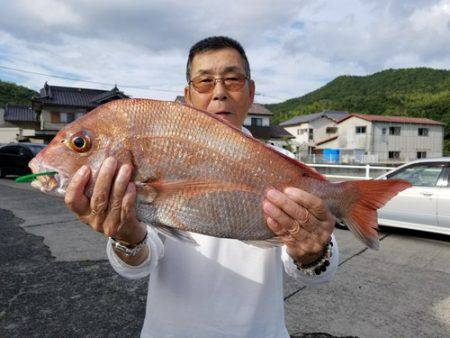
{"left": 29, "top": 99, "right": 411, "bottom": 249}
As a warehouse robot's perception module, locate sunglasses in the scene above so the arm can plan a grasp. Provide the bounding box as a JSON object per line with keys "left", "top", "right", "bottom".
{"left": 189, "top": 74, "right": 249, "bottom": 93}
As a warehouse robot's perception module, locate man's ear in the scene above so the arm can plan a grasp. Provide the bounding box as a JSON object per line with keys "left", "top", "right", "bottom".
{"left": 184, "top": 86, "right": 192, "bottom": 106}
{"left": 248, "top": 79, "right": 255, "bottom": 105}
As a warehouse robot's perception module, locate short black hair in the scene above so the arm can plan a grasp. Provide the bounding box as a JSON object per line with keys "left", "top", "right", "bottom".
{"left": 186, "top": 36, "right": 251, "bottom": 82}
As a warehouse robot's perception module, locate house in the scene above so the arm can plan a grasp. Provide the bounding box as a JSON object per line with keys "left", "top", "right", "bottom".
{"left": 0, "top": 104, "right": 40, "bottom": 144}
{"left": 315, "top": 113, "right": 444, "bottom": 163}
{"left": 280, "top": 110, "right": 349, "bottom": 155}
{"left": 174, "top": 96, "right": 293, "bottom": 149}
{"left": 32, "top": 82, "right": 128, "bottom": 142}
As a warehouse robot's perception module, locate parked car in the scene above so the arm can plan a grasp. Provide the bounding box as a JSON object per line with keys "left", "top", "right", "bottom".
{"left": 0, "top": 143, "right": 46, "bottom": 177}
{"left": 376, "top": 158, "right": 450, "bottom": 236}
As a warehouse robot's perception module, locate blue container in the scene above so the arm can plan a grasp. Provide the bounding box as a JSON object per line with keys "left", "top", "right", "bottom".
{"left": 323, "top": 149, "right": 340, "bottom": 163}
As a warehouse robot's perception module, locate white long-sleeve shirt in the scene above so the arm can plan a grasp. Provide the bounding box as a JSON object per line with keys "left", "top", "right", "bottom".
{"left": 106, "top": 136, "right": 339, "bottom": 337}
{"left": 107, "top": 228, "right": 338, "bottom": 338}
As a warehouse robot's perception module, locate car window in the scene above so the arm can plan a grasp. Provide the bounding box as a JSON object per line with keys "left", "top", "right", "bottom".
{"left": 0, "top": 146, "right": 19, "bottom": 155}
{"left": 388, "top": 164, "right": 445, "bottom": 187}
{"left": 27, "top": 145, "right": 45, "bottom": 156}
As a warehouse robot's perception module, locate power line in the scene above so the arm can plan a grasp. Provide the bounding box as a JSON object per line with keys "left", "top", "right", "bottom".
{"left": 0, "top": 64, "right": 283, "bottom": 100}
{"left": 0, "top": 64, "right": 181, "bottom": 93}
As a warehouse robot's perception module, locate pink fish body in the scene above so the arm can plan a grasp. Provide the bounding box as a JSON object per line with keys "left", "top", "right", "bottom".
{"left": 29, "top": 99, "right": 411, "bottom": 248}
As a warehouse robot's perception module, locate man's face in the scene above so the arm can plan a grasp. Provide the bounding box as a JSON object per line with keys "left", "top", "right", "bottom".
{"left": 184, "top": 48, "right": 255, "bottom": 128}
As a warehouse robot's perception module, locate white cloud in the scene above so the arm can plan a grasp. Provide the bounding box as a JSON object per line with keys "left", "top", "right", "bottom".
{"left": 0, "top": 0, "right": 448, "bottom": 104}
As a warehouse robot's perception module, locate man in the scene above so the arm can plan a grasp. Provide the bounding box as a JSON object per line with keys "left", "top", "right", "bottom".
{"left": 65, "top": 36, "right": 338, "bottom": 338}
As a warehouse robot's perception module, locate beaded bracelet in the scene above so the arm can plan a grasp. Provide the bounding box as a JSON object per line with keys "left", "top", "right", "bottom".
{"left": 294, "top": 241, "right": 333, "bottom": 276}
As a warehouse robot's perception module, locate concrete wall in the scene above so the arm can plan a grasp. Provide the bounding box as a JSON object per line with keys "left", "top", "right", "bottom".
{"left": 338, "top": 116, "right": 372, "bottom": 151}
{"left": 373, "top": 122, "right": 443, "bottom": 161}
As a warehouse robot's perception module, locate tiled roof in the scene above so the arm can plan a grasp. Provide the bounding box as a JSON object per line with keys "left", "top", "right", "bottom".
{"left": 248, "top": 103, "right": 273, "bottom": 116}
{"left": 280, "top": 110, "right": 349, "bottom": 126}
{"left": 339, "top": 113, "right": 444, "bottom": 126}
{"left": 174, "top": 97, "right": 273, "bottom": 115}
{"left": 4, "top": 104, "right": 37, "bottom": 122}
{"left": 316, "top": 136, "right": 338, "bottom": 146}
{"left": 33, "top": 83, "right": 128, "bottom": 108}
{"left": 246, "top": 125, "right": 294, "bottom": 139}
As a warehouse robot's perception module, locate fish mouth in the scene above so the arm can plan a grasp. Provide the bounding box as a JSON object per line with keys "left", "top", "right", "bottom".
{"left": 29, "top": 161, "right": 67, "bottom": 195}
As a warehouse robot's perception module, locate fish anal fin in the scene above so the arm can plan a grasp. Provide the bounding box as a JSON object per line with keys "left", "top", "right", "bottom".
{"left": 243, "top": 236, "right": 284, "bottom": 249}
{"left": 153, "top": 223, "right": 198, "bottom": 246}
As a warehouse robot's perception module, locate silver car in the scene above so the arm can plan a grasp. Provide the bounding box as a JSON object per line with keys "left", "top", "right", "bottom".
{"left": 376, "top": 157, "right": 450, "bottom": 235}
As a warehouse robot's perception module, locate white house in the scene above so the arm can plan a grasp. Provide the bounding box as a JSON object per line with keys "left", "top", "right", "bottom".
{"left": 316, "top": 113, "right": 444, "bottom": 163}
{"left": 0, "top": 104, "right": 40, "bottom": 144}
{"left": 280, "top": 110, "right": 349, "bottom": 155}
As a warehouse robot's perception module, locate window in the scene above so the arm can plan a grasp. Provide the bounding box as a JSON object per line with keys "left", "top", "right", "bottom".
{"left": 418, "top": 128, "right": 429, "bottom": 136}
{"left": 382, "top": 128, "right": 386, "bottom": 135}
{"left": 251, "top": 117, "right": 262, "bottom": 126}
{"left": 297, "top": 129, "right": 300, "bottom": 135}
{"left": 389, "top": 126, "right": 401, "bottom": 135}
{"left": 60, "top": 112, "right": 75, "bottom": 123}
{"left": 388, "top": 151, "right": 400, "bottom": 159}
{"left": 388, "top": 164, "right": 445, "bottom": 187}
{"left": 355, "top": 126, "right": 366, "bottom": 134}
{"left": 308, "top": 128, "right": 313, "bottom": 140}
{"left": 51, "top": 112, "right": 60, "bottom": 123}
{"left": 417, "top": 151, "right": 427, "bottom": 159}
{"left": 75, "top": 112, "right": 84, "bottom": 120}
{"left": 326, "top": 127, "right": 337, "bottom": 134}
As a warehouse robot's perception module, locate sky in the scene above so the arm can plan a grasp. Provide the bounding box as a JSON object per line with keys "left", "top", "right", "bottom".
{"left": 0, "top": 0, "right": 449, "bottom": 103}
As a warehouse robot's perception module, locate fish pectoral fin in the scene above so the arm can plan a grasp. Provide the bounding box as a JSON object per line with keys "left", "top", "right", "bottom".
{"left": 242, "top": 237, "right": 284, "bottom": 249}
{"left": 153, "top": 223, "right": 198, "bottom": 246}
{"left": 144, "top": 178, "right": 253, "bottom": 201}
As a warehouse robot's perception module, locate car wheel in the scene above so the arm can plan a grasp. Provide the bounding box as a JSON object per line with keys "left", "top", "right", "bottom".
{"left": 335, "top": 220, "right": 348, "bottom": 230}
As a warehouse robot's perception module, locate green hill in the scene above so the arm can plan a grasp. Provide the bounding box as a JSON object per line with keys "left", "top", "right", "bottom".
{"left": 266, "top": 68, "right": 450, "bottom": 155}
{"left": 0, "top": 79, "right": 38, "bottom": 109}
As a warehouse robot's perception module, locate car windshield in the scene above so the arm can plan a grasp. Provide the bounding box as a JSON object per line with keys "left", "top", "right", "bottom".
{"left": 389, "top": 164, "right": 444, "bottom": 187}
{"left": 27, "top": 145, "right": 45, "bottom": 156}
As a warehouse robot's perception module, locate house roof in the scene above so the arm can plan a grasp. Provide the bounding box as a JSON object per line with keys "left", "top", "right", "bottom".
{"left": 174, "top": 96, "right": 273, "bottom": 115}
{"left": 280, "top": 110, "right": 349, "bottom": 127}
{"left": 4, "top": 104, "right": 37, "bottom": 122}
{"left": 246, "top": 125, "right": 294, "bottom": 140}
{"left": 316, "top": 135, "right": 338, "bottom": 146}
{"left": 33, "top": 82, "right": 128, "bottom": 108}
{"left": 339, "top": 113, "right": 445, "bottom": 126}
{"left": 248, "top": 103, "right": 273, "bottom": 116}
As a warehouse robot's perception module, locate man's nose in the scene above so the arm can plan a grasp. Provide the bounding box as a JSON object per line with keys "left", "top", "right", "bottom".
{"left": 212, "top": 80, "right": 228, "bottom": 101}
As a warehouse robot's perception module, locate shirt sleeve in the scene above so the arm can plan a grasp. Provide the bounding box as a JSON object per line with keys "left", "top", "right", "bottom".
{"left": 281, "top": 233, "right": 339, "bottom": 286}
{"left": 106, "top": 224, "right": 164, "bottom": 280}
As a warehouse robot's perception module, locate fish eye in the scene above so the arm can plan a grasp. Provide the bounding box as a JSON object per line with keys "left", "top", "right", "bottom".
{"left": 68, "top": 131, "right": 92, "bottom": 153}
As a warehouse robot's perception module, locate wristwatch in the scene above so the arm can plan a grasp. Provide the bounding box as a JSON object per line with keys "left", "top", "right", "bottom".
{"left": 110, "top": 232, "right": 148, "bottom": 257}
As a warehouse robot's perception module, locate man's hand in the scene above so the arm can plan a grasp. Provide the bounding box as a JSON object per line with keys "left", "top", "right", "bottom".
{"left": 64, "top": 156, "right": 146, "bottom": 247}
{"left": 263, "top": 187, "right": 335, "bottom": 265}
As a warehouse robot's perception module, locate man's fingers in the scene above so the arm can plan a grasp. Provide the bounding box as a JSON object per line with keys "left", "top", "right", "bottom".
{"left": 90, "top": 157, "right": 117, "bottom": 229}
{"left": 116, "top": 183, "right": 138, "bottom": 239}
{"left": 103, "top": 164, "right": 133, "bottom": 237}
{"left": 283, "top": 187, "right": 329, "bottom": 221}
{"left": 263, "top": 200, "right": 292, "bottom": 233}
{"left": 266, "top": 189, "right": 313, "bottom": 228}
{"left": 64, "top": 165, "right": 90, "bottom": 215}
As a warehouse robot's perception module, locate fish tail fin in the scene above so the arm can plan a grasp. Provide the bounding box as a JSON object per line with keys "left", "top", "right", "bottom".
{"left": 337, "top": 179, "right": 411, "bottom": 249}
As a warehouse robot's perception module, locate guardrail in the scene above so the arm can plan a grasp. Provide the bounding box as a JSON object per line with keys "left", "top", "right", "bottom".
{"left": 305, "top": 163, "right": 394, "bottom": 179}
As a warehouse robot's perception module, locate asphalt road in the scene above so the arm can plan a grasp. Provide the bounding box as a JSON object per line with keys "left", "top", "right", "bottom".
{"left": 0, "top": 178, "right": 449, "bottom": 337}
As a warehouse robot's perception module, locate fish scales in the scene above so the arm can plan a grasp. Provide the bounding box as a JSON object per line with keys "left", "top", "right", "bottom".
{"left": 29, "top": 99, "right": 411, "bottom": 248}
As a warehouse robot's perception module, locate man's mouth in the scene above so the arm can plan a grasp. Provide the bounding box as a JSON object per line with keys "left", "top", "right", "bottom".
{"left": 215, "top": 111, "right": 232, "bottom": 116}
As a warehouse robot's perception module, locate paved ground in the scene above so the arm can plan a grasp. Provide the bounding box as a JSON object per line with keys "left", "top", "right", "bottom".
{"left": 0, "top": 178, "right": 449, "bottom": 337}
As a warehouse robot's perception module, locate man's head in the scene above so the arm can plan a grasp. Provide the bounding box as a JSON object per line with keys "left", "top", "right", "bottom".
{"left": 184, "top": 36, "right": 255, "bottom": 128}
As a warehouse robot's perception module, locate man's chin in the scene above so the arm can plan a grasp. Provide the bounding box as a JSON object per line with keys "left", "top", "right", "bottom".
{"left": 215, "top": 114, "right": 238, "bottom": 127}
